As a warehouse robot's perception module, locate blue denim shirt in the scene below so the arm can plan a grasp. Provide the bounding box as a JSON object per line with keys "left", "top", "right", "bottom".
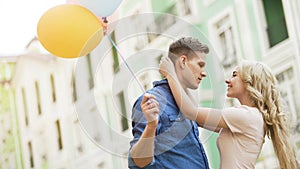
{"left": 128, "top": 79, "right": 209, "bottom": 169}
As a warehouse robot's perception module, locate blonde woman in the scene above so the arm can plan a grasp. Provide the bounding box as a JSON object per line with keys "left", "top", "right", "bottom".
{"left": 159, "top": 57, "right": 299, "bottom": 169}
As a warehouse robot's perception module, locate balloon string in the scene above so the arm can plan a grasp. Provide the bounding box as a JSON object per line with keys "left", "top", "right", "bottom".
{"left": 106, "top": 34, "right": 146, "bottom": 93}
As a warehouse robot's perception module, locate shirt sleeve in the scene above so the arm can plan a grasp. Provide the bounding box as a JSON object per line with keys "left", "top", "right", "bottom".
{"left": 221, "top": 106, "right": 251, "bottom": 133}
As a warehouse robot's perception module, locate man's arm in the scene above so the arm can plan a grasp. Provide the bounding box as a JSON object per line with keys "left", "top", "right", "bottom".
{"left": 130, "top": 94, "right": 159, "bottom": 168}
{"left": 130, "top": 122, "right": 157, "bottom": 167}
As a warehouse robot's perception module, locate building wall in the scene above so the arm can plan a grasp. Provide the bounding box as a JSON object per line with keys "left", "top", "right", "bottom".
{"left": 5, "top": 0, "right": 300, "bottom": 169}
{"left": 191, "top": 0, "right": 300, "bottom": 168}
{"left": 11, "top": 52, "right": 119, "bottom": 169}
{"left": 0, "top": 59, "right": 21, "bottom": 169}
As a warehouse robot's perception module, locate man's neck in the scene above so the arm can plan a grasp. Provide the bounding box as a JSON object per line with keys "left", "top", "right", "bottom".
{"left": 177, "top": 81, "right": 199, "bottom": 107}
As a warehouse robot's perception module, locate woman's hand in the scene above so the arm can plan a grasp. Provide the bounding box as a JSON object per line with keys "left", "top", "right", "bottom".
{"left": 159, "top": 57, "right": 176, "bottom": 78}
{"left": 140, "top": 93, "right": 160, "bottom": 127}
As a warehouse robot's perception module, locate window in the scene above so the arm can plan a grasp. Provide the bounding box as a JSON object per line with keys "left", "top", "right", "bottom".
{"left": 132, "top": 10, "right": 151, "bottom": 50}
{"left": 111, "top": 31, "right": 120, "bottom": 73}
{"left": 86, "top": 54, "right": 94, "bottom": 89}
{"left": 144, "top": 2, "right": 179, "bottom": 43}
{"left": 50, "top": 74, "right": 56, "bottom": 102}
{"left": 149, "top": 4, "right": 177, "bottom": 36}
{"left": 41, "top": 154, "right": 48, "bottom": 169}
{"left": 177, "top": 0, "right": 192, "bottom": 16}
{"left": 77, "top": 144, "right": 83, "bottom": 153}
{"left": 21, "top": 88, "right": 29, "bottom": 126}
{"left": 71, "top": 73, "right": 77, "bottom": 101}
{"left": 214, "top": 15, "right": 237, "bottom": 69}
{"left": 73, "top": 119, "right": 85, "bottom": 155}
{"left": 35, "top": 81, "right": 42, "bottom": 115}
{"left": 118, "top": 92, "right": 128, "bottom": 131}
{"left": 154, "top": 11, "right": 177, "bottom": 34}
{"left": 135, "top": 35, "right": 149, "bottom": 50}
{"left": 97, "top": 162, "right": 105, "bottom": 169}
{"left": 139, "top": 72, "right": 153, "bottom": 91}
{"left": 28, "top": 142, "right": 34, "bottom": 168}
{"left": 276, "top": 67, "right": 300, "bottom": 124}
{"left": 157, "top": 55, "right": 164, "bottom": 79}
{"left": 262, "top": 0, "right": 288, "bottom": 47}
{"left": 55, "top": 120, "right": 63, "bottom": 150}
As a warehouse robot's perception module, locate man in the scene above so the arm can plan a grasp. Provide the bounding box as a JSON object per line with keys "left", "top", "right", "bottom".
{"left": 128, "top": 37, "right": 210, "bottom": 169}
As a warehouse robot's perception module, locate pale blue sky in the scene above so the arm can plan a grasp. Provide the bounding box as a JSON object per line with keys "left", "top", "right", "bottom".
{"left": 0, "top": 0, "right": 65, "bottom": 56}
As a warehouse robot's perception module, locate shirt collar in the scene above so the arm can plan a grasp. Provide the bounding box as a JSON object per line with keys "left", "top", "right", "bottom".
{"left": 152, "top": 79, "right": 168, "bottom": 87}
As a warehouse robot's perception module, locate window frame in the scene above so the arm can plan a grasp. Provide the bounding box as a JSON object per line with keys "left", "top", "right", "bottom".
{"left": 252, "top": 0, "right": 291, "bottom": 55}
{"left": 207, "top": 7, "right": 241, "bottom": 71}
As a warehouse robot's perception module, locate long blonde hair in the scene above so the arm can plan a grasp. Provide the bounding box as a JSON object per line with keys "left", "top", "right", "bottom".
{"left": 239, "top": 61, "right": 299, "bottom": 169}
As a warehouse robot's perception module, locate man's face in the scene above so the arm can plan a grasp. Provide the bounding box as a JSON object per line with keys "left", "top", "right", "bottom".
{"left": 180, "top": 51, "right": 207, "bottom": 89}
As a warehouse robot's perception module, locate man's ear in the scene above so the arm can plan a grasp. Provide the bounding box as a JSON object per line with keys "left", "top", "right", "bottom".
{"left": 179, "top": 55, "right": 187, "bottom": 68}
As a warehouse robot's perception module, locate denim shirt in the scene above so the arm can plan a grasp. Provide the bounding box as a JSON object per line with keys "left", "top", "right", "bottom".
{"left": 128, "top": 79, "right": 209, "bottom": 169}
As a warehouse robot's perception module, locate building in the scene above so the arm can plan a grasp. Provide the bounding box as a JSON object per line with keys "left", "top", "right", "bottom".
{"left": 97, "top": 0, "right": 300, "bottom": 168}
{"left": 11, "top": 40, "right": 121, "bottom": 169}
{"left": 0, "top": 56, "right": 21, "bottom": 169}
{"left": 189, "top": 0, "right": 300, "bottom": 168}
{"left": 4, "top": 0, "right": 300, "bottom": 169}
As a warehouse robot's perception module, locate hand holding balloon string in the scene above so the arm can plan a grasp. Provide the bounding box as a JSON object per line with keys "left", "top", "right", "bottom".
{"left": 101, "top": 17, "right": 108, "bottom": 34}
{"left": 140, "top": 93, "right": 160, "bottom": 125}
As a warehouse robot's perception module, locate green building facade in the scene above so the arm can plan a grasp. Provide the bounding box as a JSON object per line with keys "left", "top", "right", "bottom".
{"left": 119, "top": 0, "right": 300, "bottom": 168}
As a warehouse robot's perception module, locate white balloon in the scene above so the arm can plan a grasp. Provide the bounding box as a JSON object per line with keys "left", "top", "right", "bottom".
{"left": 78, "top": 0, "right": 123, "bottom": 17}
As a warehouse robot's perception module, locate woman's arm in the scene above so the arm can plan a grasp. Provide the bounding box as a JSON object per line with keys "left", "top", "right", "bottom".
{"left": 159, "top": 57, "right": 228, "bottom": 131}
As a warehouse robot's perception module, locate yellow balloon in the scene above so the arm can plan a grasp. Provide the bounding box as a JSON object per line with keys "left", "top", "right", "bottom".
{"left": 37, "top": 4, "right": 103, "bottom": 58}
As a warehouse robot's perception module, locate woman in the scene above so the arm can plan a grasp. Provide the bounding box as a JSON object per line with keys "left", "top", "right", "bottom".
{"left": 159, "top": 57, "right": 299, "bottom": 169}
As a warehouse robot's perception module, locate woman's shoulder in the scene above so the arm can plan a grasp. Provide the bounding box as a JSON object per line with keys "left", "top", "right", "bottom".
{"left": 238, "top": 105, "right": 260, "bottom": 114}
{"left": 223, "top": 105, "right": 262, "bottom": 120}
{"left": 234, "top": 105, "right": 264, "bottom": 124}
{"left": 231, "top": 105, "right": 258, "bottom": 112}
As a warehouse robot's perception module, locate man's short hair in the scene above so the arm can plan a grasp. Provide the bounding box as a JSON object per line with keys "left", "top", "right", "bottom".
{"left": 168, "top": 37, "right": 209, "bottom": 62}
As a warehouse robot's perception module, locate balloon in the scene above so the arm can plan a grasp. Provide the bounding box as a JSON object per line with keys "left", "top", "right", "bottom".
{"left": 37, "top": 4, "right": 103, "bottom": 58}
{"left": 78, "top": 0, "right": 123, "bottom": 17}
{"left": 107, "top": 9, "right": 120, "bottom": 23}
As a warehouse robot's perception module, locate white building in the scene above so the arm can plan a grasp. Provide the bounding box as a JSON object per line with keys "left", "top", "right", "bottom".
{"left": 8, "top": 0, "right": 300, "bottom": 169}
{"left": 11, "top": 39, "right": 126, "bottom": 168}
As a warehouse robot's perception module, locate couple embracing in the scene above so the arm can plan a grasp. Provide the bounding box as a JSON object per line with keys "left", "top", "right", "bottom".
{"left": 128, "top": 37, "right": 299, "bottom": 169}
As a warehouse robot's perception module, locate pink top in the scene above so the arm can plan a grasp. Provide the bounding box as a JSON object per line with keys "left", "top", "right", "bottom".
{"left": 217, "top": 105, "right": 266, "bottom": 169}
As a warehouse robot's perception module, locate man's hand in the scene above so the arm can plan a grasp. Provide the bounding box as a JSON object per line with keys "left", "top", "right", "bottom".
{"left": 141, "top": 93, "right": 159, "bottom": 127}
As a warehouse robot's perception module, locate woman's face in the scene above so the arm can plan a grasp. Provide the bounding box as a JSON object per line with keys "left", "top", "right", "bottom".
{"left": 225, "top": 67, "right": 248, "bottom": 99}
